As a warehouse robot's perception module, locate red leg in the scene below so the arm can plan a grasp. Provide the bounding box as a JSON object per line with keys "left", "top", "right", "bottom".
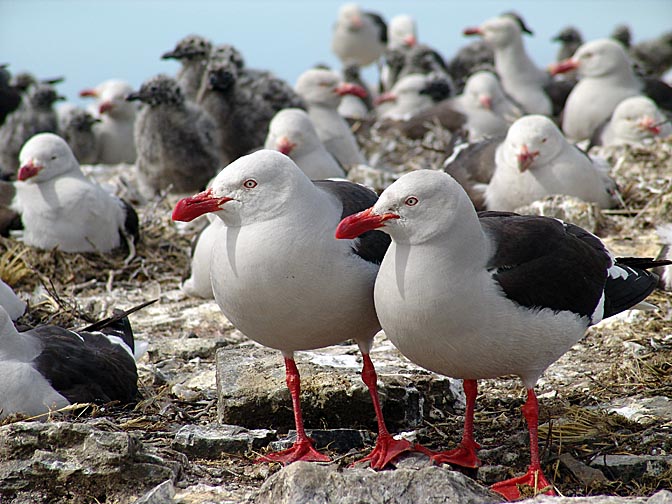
{"left": 416, "top": 379, "right": 481, "bottom": 468}
{"left": 490, "top": 389, "right": 555, "bottom": 500}
{"left": 351, "top": 353, "right": 413, "bottom": 469}
{"left": 256, "top": 357, "right": 331, "bottom": 465}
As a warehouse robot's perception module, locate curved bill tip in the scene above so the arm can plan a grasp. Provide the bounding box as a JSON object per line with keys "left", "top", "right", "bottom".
{"left": 172, "top": 189, "right": 231, "bottom": 222}
{"left": 335, "top": 208, "right": 398, "bottom": 239}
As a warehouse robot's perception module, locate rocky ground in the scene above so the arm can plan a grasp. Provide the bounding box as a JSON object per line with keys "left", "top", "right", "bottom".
{"left": 0, "top": 133, "right": 671, "bottom": 504}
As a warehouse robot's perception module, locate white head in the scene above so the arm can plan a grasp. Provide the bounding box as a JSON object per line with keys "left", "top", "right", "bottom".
{"left": 388, "top": 14, "right": 417, "bottom": 49}
{"left": 465, "top": 16, "right": 521, "bottom": 49}
{"left": 336, "top": 170, "right": 475, "bottom": 245}
{"left": 609, "top": 95, "right": 668, "bottom": 142}
{"left": 502, "top": 115, "right": 566, "bottom": 172}
{"left": 462, "top": 70, "right": 507, "bottom": 110}
{"left": 295, "top": 68, "right": 367, "bottom": 108}
{"left": 338, "top": 3, "right": 364, "bottom": 30}
{"left": 172, "top": 150, "right": 315, "bottom": 227}
{"left": 80, "top": 79, "right": 136, "bottom": 119}
{"left": 264, "top": 108, "right": 323, "bottom": 160}
{"left": 552, "top": 38, "right": 632, "bottom": 79}
{"left": 18, "top": 133, "right": 80, "bottom": 183}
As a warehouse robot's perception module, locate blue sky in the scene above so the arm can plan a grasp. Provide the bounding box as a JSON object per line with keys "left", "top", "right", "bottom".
{"left": 2, "top": 0, "right": 671, "bottom": 104}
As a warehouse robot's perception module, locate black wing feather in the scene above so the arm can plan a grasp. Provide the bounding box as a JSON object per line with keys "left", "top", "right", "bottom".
{"left": 314, "top": 179, "right": 390, "bottom": 264}
{"left": 602, "top": 258, "right": 669, "bottom": 318}
{"left": 365, "top": 12, "right": 388, "bottom": 44}
{"left": 479, "top": 212, "right": 610, "bottom": 318}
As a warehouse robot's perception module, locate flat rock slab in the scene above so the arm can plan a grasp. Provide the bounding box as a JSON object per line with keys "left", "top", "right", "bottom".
{"left": 590, "top": 454, "right": 672, "bottom": 482}
{"left": 252, "top": 462, "right": 501, "bottom": 504}
{"left": 216, "top": 340, "right": 462, "bottom": 434}
{"left": 172, "top": 424, "right": 277, "bottom": 459}
{"left": 0, "top": 420, "right": 184, "bottom": 504}
{"left": 267, "top": 428, "right": 374, "bottom": 453}
{"left": 517, "top": 490, "right": 672, "bottom": 504}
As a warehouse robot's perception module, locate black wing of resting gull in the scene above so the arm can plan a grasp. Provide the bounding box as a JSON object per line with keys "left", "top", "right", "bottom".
{"left": 161, "top": 34, "right": 212, "bottom": 101}
{"left": 79, "top": 80, "right": 137, "bottom": 165}
{"left": 14, "top": 132, "right": 139, "bottom": 253}
{"left": 294, "top": 68, "right": 367, "bottom": 168}
{"left": 196, "top": 44, "right": 305, "bottom": 164}
{"left": 463, "top": 16, "right": 552, "bottom": 116}
{"left": 128, "top": 74, "right": 222, "bottom": 198}
{"left": 589, "top": 95, "right": 672, "bottom": 149}
{"left": 335, "top": 169, "right": 671, "bottom": 501}
{"left": 485, "top": 115, "right": 619, "bottom": 212}
{"left": 264, "top": 108, "right": 345, "bottom": 179}
{"left": 0, "top": 84, "right": 63, "bottom": 179}
{"left": 0, "top": 304, "right": 142, "bottom": 419}
{"left": 331, "top": 3, "right": 387, "bottom": 68}
{"left": 58, "top": 107, "right": 99, "bottom": 165}
{"left": 172, "top": 149, "right": 421, "bottom": 469}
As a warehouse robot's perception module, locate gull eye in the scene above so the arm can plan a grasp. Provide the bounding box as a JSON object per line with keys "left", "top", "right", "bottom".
{"left": 405, "top": 196, "right": 418, "bottom": 206}
{"left": 243, "top": 179, "right": 257, "bottom": 189}
{"left": 541, "top": 138, "right": 547, "bottom": 143}
{"left": 50, "top": 155, "right": 57, "bottom": 160}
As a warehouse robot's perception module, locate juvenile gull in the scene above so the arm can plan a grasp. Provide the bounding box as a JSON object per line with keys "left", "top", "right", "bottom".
{"left": 58, "top": 107, "right": 99, "bottom": 165}
{"left": 335, "top": 169, "right": 668, "bottom": 499}
{"left": 0, "top": 84, "right": 63, "bottom": 178}
{"left": 485, "top": 115, "right": 618, "bottom": 211}
{"left": 264, "top": 108, "right": 345, "bottom": 180}
{"left": 15, "top": 133, "right": 138, "bottom": 253}
{"left": 295, "top": 68, "right": 367, "bottom": 167}
{"left": 161, "top": 34, "right": 212, "bottom": 101}
{"left": 172, "top": 150, "right": 413, "bottom": 468}
{"left": 129, "top": 74, "right": 221, "bottom": 198}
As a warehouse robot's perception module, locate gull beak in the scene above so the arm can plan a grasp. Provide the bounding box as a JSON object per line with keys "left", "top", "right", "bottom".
{"left": 478, "top": 94, "right": 493, "bottom": 110}
{"left": 99, "top": 101, "right": 114, "bottom": 114}
{"left": 335, "top": 208, "right": 399, "bottom": 239}
{"left": 517, "top": 144, "right": 539, "bottom": 172}
{"left": 79, "top": 88, "right": 98, "bottom": 98}
{"left": 404, "top": 34, "right": 417, "bottom": 47}
{"left": 463, "top": 27, "right": 483, "bottom": 36}
{"left": 638, "top": 116, "right": 661, "bottom": 135}
{"left": 172, "top": 188, "right": 232, "bottom": 222}
{"left": 276, "top": 136, "right": 296, "bottom": 156}
{"left": 17, "top": 159, "right": 43, "bottom": 181}
{"left": 350, "top": 16, "right": 363, "bottom": 29}
{"left": 374, "top": 91, "right": 397, "bottom": 106}
{"left": 549, "top": 58, "right": 579, "bottom": 76}
{"left": 334, "top": 83, "right": 368, "bottom": 98}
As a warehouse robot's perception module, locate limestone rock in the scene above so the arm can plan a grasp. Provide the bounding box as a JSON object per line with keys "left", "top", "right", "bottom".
{"left": 253, "top": 462, "right": 500, "bottom": 504}
{"left": 172, "top": 424, "right": 277, "bottom": 459}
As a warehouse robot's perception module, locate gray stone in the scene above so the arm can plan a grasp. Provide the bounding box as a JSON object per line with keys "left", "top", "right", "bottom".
{"left": 559, "top": 453, "right": 608, "bottom": 487}
{"left": 516, "top": 490, "right": 672, "bottom": 503}
{"left": 252, "top": 462, "right": 501, "bottom": 504}
{"left": 134, "top": 480, "right": 175, "bottom": 504}
{"left": 172, "top": 424, "right": 277, "bottom": 458}
{"left": 0, "top": 420, "right": 183, "bottom": 503}
{"left": 590, "top": 454, "right": 672, "bottom": 482}
{"left": 216, "top": 343, "right": 460, "bottom": 436}
{"left": 515, "top": 195, "right": 605, "bottom": 234}
{"left": 267, "top": 429, "right": 374, "bottom": 453}
{"left": 607, "top": 396, "right": 672, "bottom": 425}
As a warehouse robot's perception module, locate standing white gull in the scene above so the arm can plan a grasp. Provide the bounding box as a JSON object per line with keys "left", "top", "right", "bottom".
{"left": 295, "top": 68, "right": 367, "bottom": 168}
{"left": 0, "top": 303, "right": 142, "bottom": 419}
{"left": 79, "top": 79, "right": 137, "bottom": 164}
{"left": 551, "top": 39, "right": 642, "bottom": 143}
{"left": 335, "top": 169, "right": 668, "bottom": 499}
{"left": 172, "top": 150, "right": 413, "bottom": 468}
{"left": 591, "top": 95, "right": 672, "bottom": 148}
{"left": 464, "top": 16, "right": 552, "bottom": 116}
{"left": 15, "top": 133, "right": 138, "bottom": 253}
{"left": 181, "top": 216, "right": 222, "bottom": 300}
{"left": 264, "top": 108, "right": 345, "bottom": 180}
{"left": 485, "top": 115, "right": 618, "bottom": 211}
{"left": 331, "top": 3, "right": 387, "bottom": 68}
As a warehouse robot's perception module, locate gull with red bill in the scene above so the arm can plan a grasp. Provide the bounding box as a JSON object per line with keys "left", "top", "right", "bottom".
{"left": 335, "top": 168, "right": 669, "bottom": 500}
{"left": 172, "top": 149, "right": 415, "bottom": 468}
{"left": 484, "top": 114, "right": 618, "bottom": 211}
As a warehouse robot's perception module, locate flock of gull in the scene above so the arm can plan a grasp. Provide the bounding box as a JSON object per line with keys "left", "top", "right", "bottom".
{"left": 1, "top": 3, "right": 672, "bottom": 500}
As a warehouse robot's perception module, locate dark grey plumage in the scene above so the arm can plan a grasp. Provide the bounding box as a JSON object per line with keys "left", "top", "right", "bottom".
{"left": 162, "top": 34, "right": 213, "bottom": 101}
{"left": 552, "top": 26, "right": 584, "bottom": 62}
{"left": 196, "top": 44, "right": 305, "bottom": 163}
{"left": 630, "top": 30, "right": 672, "bottom": 78}
{"left": 58, "top": 107, "right": 99, "bottom": 165}
{"left": 447, "top": 40, "right": 495, "bottom": 93}
{"left": 611, "top": 24, "right": 632, "bottom": 48}
{"left": 129, "top": 74, "right": 222, "bottom": 197}
{"left": 0, "top": 65, "right": 21, "bottom": 127}
{"left": 389, "top": 44, "right": 453, "bottom": 91}
{"left": 0, "top": 84, "right": 62, "bottom": 178}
